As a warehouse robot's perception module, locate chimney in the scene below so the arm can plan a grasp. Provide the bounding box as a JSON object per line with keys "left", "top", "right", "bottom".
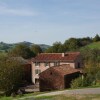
{"left": 62, "top": 53, "right": 65, "bottom": 57}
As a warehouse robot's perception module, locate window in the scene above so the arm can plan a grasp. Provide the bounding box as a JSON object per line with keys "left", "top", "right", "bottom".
{"left": 58, "top": 61, "right": 60, "bottom": 65}
{"left": 54, "top": 61, "right": 60, "bottom": 66}
{"left": 35, "top": 69, "right": 41, "bottom": 75}
{"left": 35, "top": 62, "right": 40, "bottom": 66}
{"left": 50, "top": 72, "right": 52, "bottom": 75}
{"left": 45, "top": 62, "right": 50, "bottom": 67}
{"left": 54, "top": 62, "right": 58, "bottom": 66}
{"left": 77, "top": 63, "right": 80, "bottom": 68}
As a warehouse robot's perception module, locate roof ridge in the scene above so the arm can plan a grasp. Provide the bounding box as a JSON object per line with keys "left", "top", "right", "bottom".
{"left": 40, "top": 53, "right": 62, "bottom": 54}
{"left": 40, "top": 52, "right": 80, "bottom": 54}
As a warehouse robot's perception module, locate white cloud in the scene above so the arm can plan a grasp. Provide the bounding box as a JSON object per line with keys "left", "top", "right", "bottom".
{"left": 0, "top": 3, "right": 38, "bottom": 16}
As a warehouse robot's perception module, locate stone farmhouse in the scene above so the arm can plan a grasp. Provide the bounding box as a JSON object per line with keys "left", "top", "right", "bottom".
{"left": 31, "top": 52, "right": 83, "bottom": 84}
{"left": 39, "top": 64, "right": 81, "bottom": 91}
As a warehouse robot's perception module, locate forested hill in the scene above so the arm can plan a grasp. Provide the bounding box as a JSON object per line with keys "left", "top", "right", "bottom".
{"left": 0, "top": 34, "right": 100, "bottom": 53}
{"left": 0, "top": 41, "right": 50, "bottom": 52}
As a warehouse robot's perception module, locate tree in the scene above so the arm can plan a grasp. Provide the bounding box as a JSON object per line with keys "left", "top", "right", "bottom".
{"left": 30, "top": 44, "right": 42, "bottom": 56}
{"left": 64, "top": 38, "right": 79, "bottom": 51}
{"left": 45, "top": 42, "right": 65, "bottom": 53}
{"left": 78, "top": 37, "right": 92, "bottom": 46}
{"left": 8, "top": 43, "right": 34, "bottom": 59}
{"left": 0, "top": 56, "right": 24, "bottom": 96}
{"left": 93, "top": 34, "right": 100, "bottom": 42}
{"left": 79, "top": 48, "right": 100, "bottom": 87}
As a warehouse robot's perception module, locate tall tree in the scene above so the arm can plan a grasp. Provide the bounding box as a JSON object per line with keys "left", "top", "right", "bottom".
{"left": 0, "top": 56, "right": 24, "bottom": 95}
{"left": 30, "top": 44, "right": 42, "bottom": 56}
{"left": 93, "top": 34, "right": 100, "bottom": 42}
{"left": 64, "top": 38, "right": 79, "bottom": 51}
{"left": 8, "top": 43, "right": 34, "bottom": 59}
{"left": 45, "top": 42, "right": 64, "bottom": 53}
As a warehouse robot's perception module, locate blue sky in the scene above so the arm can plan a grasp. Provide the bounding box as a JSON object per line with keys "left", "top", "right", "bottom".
{"left": 0, "top": 0, "right": 100, "bottom": 45}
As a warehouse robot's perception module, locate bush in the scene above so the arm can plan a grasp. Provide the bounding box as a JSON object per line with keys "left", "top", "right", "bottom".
{"left": 96, "top": 71, "right": 100, "bottom": 81}
{"left": 71, "top": 76, "right": 83, "bottom": 88}
{"left": 95, "top": 71, "right": 100, "bottom": 85}
{"left": 71, "top": 74, "right": 97, "bottom": 89}
{"left": 84, "top": 74, "right": 96, "bottom": 86}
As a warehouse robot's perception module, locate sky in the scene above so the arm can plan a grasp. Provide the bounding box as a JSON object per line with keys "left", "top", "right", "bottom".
{"left": 0, "top": 0, "right": 100, "bottom": 45}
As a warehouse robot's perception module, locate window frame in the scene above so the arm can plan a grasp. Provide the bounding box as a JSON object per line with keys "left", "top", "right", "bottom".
{"left": 45, "top": 62, "right": 50, "bottom": 67}
{"left": 35, "top": 69, "right": 41, "bottom": 75}
{"left": 35, "top": 62, "right": 40, "bottom": 66}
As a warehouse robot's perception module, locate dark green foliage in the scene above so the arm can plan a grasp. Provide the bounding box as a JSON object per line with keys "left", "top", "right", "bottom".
{"left": 45, "top": 42, "right": 65, "bottom": 53}
{"left": 30, "top": 44, "right": 42, "bottom": 56}
{"left": 0, "top": 42, "right": 10, "bottom": 51}
{"left": 45, "top": 37, "right": 93, "bottom": 53}
{"left": 96, "top": 71, "right": 100, "bottom": 81}
{"left": 45, "top": 34, "right": 100, "bottom": 53}
{"left": 80, "top": 48, "right": 100, "bottom": 67}
{"left": 0, "top": 41, "right": 49, "bottom": 54}
{"left": 78, "top": 37, "right": 92, "bottom": 46}
{"left": 93, "top": 34, "right": 100, "bottom": 42}
{"left": 71, "top": 75, "right": 95, "bottom": 88}
{"left": 8, "top": 43, "right": 34, "bottom": 59}
{"left": 64, "top": 38, "right": 79, "bottom": 51}
{"left": 71, "top": 48, "right": 100, "bottom": 88}
{"left": 71, "top": 76, "right": 83, "bottom": 88}
{"left": 0, "top": 56, "right": 24, "bottom": 96}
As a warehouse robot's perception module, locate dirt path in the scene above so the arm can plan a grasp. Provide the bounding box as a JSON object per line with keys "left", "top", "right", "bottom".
{"left": 16, "top": 88, "right": 100, "bottom": 100}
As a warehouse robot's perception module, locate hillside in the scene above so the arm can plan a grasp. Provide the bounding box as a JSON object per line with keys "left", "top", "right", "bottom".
{"left": 0, "top": 41, "right": 50, "bottom": 52}
{"left": 81, "top": 41, "right": 100, "bottom": 49}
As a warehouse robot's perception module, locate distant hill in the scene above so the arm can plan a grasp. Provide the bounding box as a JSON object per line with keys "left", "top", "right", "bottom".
{"left": 81, "top": 41, "right": 100, "bottom": 50}
{"left": 0, "top": 41, "right": 50, "bottom": 52}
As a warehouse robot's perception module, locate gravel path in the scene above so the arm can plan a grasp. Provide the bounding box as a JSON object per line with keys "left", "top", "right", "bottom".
{"left": 16, "top": 88, "right": 100, "bottom": 100}
{"left": 35, "top": 88, "right": 100, "bottom": 97}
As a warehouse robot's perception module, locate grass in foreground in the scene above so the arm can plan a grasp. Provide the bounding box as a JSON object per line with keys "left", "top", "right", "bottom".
{"left": 0, "top": 91, "right": 49, "bottom": 100}
{"left": 1, "top": 94, "right": 100, "bottom": 100}
{"left": 34, "top": 94, "right": 100, "bottom": 100}
{"left": 0, "top": 86, "right": 100, "bottom": 100}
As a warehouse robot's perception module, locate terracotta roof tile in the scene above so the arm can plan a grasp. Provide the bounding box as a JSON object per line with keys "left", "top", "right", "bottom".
{"left": 40, "top": 64, "right": 80, "bottom": 77}
{"left": 32, "top": 52, "right": 80, "bottom": 62}
{"left": 52, "top": 64, "right": 80, "bottom": 75}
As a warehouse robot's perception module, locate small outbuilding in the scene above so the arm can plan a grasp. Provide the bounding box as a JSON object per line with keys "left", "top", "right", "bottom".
{"left": 39, "top": 64, "right": 81, "bottom": 92}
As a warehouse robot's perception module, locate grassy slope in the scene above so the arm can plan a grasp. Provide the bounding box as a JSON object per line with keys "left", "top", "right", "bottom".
{"left": 81, "top": 41, "right": 100, "bottom": 50}
{"left": 87, "top": 41, "right": 100, "bottom": 49}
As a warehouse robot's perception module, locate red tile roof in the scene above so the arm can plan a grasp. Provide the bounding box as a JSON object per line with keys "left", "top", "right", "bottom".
{"left": 40, "top": 64, "right": 80, "bottom": 76}
{"left": 52, "top": 64, "right": 80, "bottom": 75}
{"left": 31, "top": 52, "right": 80, "bottom": 62}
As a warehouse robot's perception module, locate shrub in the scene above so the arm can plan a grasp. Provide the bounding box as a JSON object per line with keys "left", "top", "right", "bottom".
{"left": 71, "top": 73, "right": 97, "bottom": 89}
{"left": 84, "top": 74, "right": 96, "bottom": 86}
{"left": 71, "top": 76, "right": 83, "bottom": 88}
{"left": 95, "top": 71, "right": 100, "bottom": 85}
{"left": 96, "top": 71, "right": 100, "bottom": 81}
